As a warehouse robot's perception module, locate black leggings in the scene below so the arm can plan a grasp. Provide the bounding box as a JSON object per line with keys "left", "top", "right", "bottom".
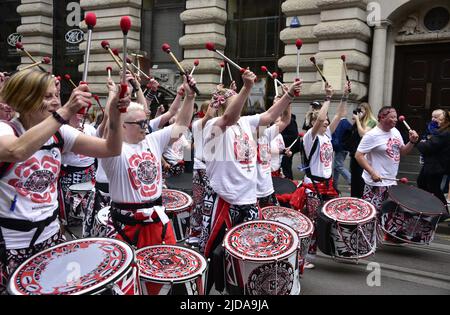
{"left": 350, "top": 155, "right": 365, "bottom": 198}
{"left": 417, "top": 168, "right": 447, "bottom": 205}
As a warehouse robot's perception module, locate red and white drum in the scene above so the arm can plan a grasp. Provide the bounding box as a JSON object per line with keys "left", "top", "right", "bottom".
{"left": 68, "top": 181, "right": 95, "bottom": 220}
{"left": 261, "top": 206, "right": 314, "bottom": 274}
{"left": 92, "top": 206, "right": 116, "bottom": 238}
{"left": 318, "top": 197, "right": 377, "bottom": 260}
{"left": 8, "top": 238, "right": 140, "bottom": 295}
{"left": 223, "top": 220, "right": 300, "bottom": 295}
{"left": 162, "top": 189, "right": 193, "bottom": 242}
{"left": 136, "top": 245, "right": 207, "bottom": 295}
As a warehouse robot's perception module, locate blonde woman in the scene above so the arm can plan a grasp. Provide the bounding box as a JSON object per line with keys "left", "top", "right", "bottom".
{"left": 0, "top": 69, "right": 129, "bottom": 294}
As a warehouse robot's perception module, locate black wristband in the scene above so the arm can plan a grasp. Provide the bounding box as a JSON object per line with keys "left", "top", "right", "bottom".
{"left": 52, "top": 111, "right": 69, "bottom": 125}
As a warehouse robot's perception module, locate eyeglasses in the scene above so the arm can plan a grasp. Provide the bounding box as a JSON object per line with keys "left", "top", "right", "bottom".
{"left": 124, "top": 120, "right": 148, "bottom": 129}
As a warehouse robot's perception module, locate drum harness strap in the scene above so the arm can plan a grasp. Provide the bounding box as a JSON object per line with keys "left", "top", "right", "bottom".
{"left": 0, "top": 120, "right": 64, "bottom": 267}
{"left": 110, "top": 196, "right": 169, "bottom": 247}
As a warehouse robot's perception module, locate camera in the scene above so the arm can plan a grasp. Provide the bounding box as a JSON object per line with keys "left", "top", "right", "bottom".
{"left": 353, "top": 108, "right": 362, "bottom": 115}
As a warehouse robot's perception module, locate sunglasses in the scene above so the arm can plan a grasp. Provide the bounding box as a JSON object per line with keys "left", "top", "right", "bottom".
{"left": 124, "top": 120, "right": 148, "bottom": 129}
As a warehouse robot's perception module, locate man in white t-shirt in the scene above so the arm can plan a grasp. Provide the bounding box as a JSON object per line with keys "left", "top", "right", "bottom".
{"left": 101, "top": 76, "right": 196, "bottom": 253}
{"left": 356, "top": 106, "right": 419, "bottom": 243}
{"left": 200, "top": 71, "right": 302, "bottom": 261}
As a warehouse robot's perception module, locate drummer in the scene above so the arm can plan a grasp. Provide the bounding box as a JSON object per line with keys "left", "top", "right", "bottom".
{"left": 199, "top": 70, "right": 302, "bottom": 259}
{"left": 257, "top": 94, "right": 293, "bottom": 208}
{"left": 0, "top": 69, "right": 129, "bottom": 294}
{"left": 298, "top": 82, "right": 349, "bottom": 269}
{"left": 355, "top": 106, "right": 419, "bottom": 242}
{"left": 101, "top": 75, "right": 196, "bottom": 249}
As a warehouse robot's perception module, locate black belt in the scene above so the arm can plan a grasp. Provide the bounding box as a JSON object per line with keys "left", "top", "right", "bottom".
{"left": 111, "top": 196, "right": 162, "bottom": 210}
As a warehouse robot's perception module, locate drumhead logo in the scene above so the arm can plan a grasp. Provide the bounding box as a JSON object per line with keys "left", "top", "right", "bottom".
{"left": 7, "top": 33, "right": 23, "bottom": 47}
{"left": 65, "top": 29, "right": 85, "bottom": 44}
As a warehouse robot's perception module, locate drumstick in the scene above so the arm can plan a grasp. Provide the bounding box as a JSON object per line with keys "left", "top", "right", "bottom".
{"left": 341, "top": 55, "right": 352, "bottom": 93}
{"left": 206, "top": 42, "right": 244, "bottom": 73}
{"left": 93, "top": 94, "right": 105, "bottom": 115}
{"left": 190, "top": 59, "right": 199, "bottom": 76}
{"left": 273, "top": 72, "right": 279, "bottom": 97}
{"left": 18, "top": 57, "right": 51, "bottom": 72}
{"left": 101, "top": 40, "right": 123, "bottom": 69}
{"left": 287, "top": 132, "right": 305, "bottom": 151}
{"left": 126, "top": 59, "right": 150, "bottom": 79}
{"left": 381, "top": 177, "right": 409, "bottom": 184}
{"left": 82, "top": 12, "right": 96, "bottom": 83}
{"left": 119, "top": 16, "right": 131, "bottom": 104}
{"left": 261, "top": 66, "right": 285, "bottom": 88}
{"left": 398, "top": 116, "right": 412, "bottom": 131}
{"left": 64, "top": 74, "right": 77, "bottom": 89}
{"left": 15, "top": 42, "right": 47, "bottom": 72}
{"left": 226, "top": 62, "right": 233, "bottom": 83}
{"left": 162, "top": 43, "right": 200, "bottom": 95}
{"left": 106, "top": 66, "right": 112, "bottom": 80}
{"left": 295, "top": 39, "right": 303, "bottom": 97}
{"left": 310, "top": 57, "right": 328, "bottom": 84}
{"left": 220, "top": 62, "right": 225, "bottom": 84}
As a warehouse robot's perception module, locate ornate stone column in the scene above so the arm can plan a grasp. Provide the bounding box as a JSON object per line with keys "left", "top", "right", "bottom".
{"left": 368, "top": 20, "right": 391, "bottom": 112}
{"left": 179, "top": 0, "right": 227, "bottom": 98}
{"left": 16, "top": 0, "right": 53, "bottom": 72}
{"left": 79, "top": 0, "right": 142, "bottom": 95}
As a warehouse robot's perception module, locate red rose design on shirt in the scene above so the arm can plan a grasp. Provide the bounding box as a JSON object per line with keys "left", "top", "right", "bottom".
{"left": 234, "top": 132, "right": 256, "bottom": 165}
{"left": 8, "top": 156, "right": 60, "bottom": 204}
{"left": 172, "top": 138, "right": 184, "bottom": 158}
{"left": 128, "top": 152, "right": 160, "bottom": 197}
{"left": 257, "top": 143, "right": 271, "bottom": 170}
{"left": 320, "top": 143, "right": 333, "bottom": 167}
{"left": 386, "top": 138, "right": 402, "bottom": 162}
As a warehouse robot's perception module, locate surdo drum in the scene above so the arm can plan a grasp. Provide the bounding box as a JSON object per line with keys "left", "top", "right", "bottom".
{"left": 317, "top": 197, "right": 377, "bottom": 260}
{"left": 223, "top": 220, "right": 300, "bottom": 295}
{"left": 136, "top": 245, "right": 207, "bottom": 295}
{"left": 381, "top": 184, "right": 447, "bottom": 245}
{"left": 261, "top": 206, "right": 314, "bottom": 274}
{"left": 68, "top": 181, "right": 95, "bottom": 220}
{"left": 272, "top": 177, "right": 298, "bottom": 207}
{"left": 92, "top": 206, "right": 116, "bottom": 238}
{"left": 8, "top": 238, "right": 140, "bottom": 295}
{"left": 162, "top": 189, "right": 193, "bottom": 242}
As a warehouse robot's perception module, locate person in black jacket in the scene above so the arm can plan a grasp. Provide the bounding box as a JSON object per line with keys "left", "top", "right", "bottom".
{"left": 416, "top": 109, "right": 450, "bottom": 206}
{"left": 281, "top": 113, "right": 300, "bottom": 179}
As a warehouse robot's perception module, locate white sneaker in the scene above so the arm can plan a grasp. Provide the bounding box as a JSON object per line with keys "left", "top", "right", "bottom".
{"left": 304, "top": 261, "right": 315, "bottom": 269}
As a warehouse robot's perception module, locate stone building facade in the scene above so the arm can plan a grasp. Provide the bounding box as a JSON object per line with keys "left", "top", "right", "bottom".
{"left": 1, "top": 0, "right": 449, "bottom": 131}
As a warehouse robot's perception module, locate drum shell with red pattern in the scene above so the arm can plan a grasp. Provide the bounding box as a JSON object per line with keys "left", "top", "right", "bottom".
{"left": 8, "top": 238, "right": 140, "bottom": 295}
{"left": 261, "top": 206, "right": 314, "bottom": 275}
{"left": 162, "top": 189, "right": 193, "bottom": 242}
{"left": 318, "top": 198, "right": 377, "bottom": 260}
{"left": 136, "top": 245, "right": 207, "bottom": 295}
{"left": 381, "top": 184, "right": 446, "bottom": 245}
{"left": 223, "top": 220, "right": 300, "bottom": 295}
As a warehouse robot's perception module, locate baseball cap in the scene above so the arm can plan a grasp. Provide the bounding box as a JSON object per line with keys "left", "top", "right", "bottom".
{"left": 310, "top": 101, "right": 322, "bottom": 109}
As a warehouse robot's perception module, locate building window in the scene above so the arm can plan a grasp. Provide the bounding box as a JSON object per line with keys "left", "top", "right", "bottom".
{"left": 0, "top": 0, "right": 21, "bottom": 72}
{"left": 424, "top": 7, "right": 450, "bottom": 31}
{"left": 226, "top": 0, "right": 284, "bottom": 109}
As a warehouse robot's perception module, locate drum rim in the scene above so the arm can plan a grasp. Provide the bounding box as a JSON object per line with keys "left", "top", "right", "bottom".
{"left": 388, "top": 184, "right": 447, "bottom": 216}
{"left": 261, "top": 206, "right": 314, "bottom": 237}
{"left": 135, "top": 244, "right": 207, "bottom": 283}
{"left": 69, "top": 181, "right": 95, "bottom": 192}
{"left": 162, "top": 189, "right": 193, "bottom": 213}
{"left": 322, "top": 197, "right": 376, "bottom": 224}
{"left": 8, "top": 237, "right": 134, "bottom": 295}
{"left": 223, "top": 220, "right": 300, "bottom": 262}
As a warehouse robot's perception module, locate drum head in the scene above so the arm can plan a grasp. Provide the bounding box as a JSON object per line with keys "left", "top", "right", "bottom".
{"left": 261, "top": 206, "right": 314, "bottom": 238}
{"left": 69, "top": 181, "right": 94, "bottom": 193}
{"left": 162, "top": 189, "right": 193, "bottom": 213}
{"left": 272, "top": 177, "right": 297, "bottom": 195}
{"left": 8, "top": 238, "right": 134, "bottom": 295}
{"left": 322, "top": 197, "right": 376, "bottom": 224}
{"left": 224, "top": 220, "right": 299, "bottom": 262}
{"left": 388, "top": 184, "right": 446, "bottom": 215}
{"left": 96, "top": 206, "right": 110, "bottom": 225}
{"left": 136, "top": 245, "right": 207, "bottom": 283}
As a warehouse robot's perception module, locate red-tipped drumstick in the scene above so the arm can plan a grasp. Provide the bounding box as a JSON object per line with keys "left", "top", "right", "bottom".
{"left": 162, "top": 43, "right": 200, "bottom": 95}
{"left": 261, "top": 66, "right": 285, "bottom": 88}
{"left": 206, "top": 42, "right": 244, "bottom": 73}
{"left": 381, "top": 177, "right": 409, "bottom": 184}
{"left": 190, "top": 59, "right": 200, "bottom": 76}
{"left": 398, "top": 116, "right": 412, "bottom": 131}
{"left": 82, "top": 12, "right": 96, "bottom": 83}
{"left": 226, "top": 62, "right": 233, "bottom": 83}
{"left": 18, "top": 57, "right": 51, "bottom": 72}
{"left": 106, "top": 66, "right": 112, "bottom": 80}
{"left": 287, "top": 132, "right": 305, "bottom": 151}
{"left": 64, "top": 74, "right": 77, "bottom": 89}
{"left": 220, "top": 62, "right": 225, "bottom": 84}
{"left": 101, "top": 40, "right": 122, "bottom": 69}
{"left": 119, "top": 16, "right": 131, "bottom": 109}
{"left": 272, "top": 72, "right": 279, "bottom": 97}
{"left": 125, "top": 58, "right": 150, "bottom": 79}
{"left": 310, "top": 57, "right": 328, "bottom": 84}
{"left": 341, "top": 55, "right": 352, "bottom": 93}
{"left": 295, "top": 39, "right": 303, "bottom": 96}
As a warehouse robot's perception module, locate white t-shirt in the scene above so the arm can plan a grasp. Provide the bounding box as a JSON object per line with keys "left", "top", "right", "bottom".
{"left": 204, "top": 115, "right": 260, "bottom": 205}
{"left": 95, "top": 128, "right": 108, "bottom": 184}
{"left": 257, "top": 125, "right": 279, "bottom": 198}
{"left": 303, "top": 127, "right": 333, "bottom": 180}
{"left": 163, "top": 135, "right": 189, "bottom": 166}
{"left": 270, "top": 134, "right": 285, "bottom": 172}
{"left": 61, "top": 124, "right": 96, "bottom": 168}
{"left": 0, "top": 119, "right": 80, "bottom": 249}
{"left": 192, "top": 119, "right": 206, "bottom": 170}
{"left": 357, "top": 126, "right": 405, "bottom": 187}
{"left": 101, "top": 125, "right": 174, "bottom": 203}
{"left": 149, "top": 116, "right": 162, "bottom": 133}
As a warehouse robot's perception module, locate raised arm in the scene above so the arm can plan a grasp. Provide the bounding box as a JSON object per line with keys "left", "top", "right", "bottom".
{"left": 259, "top": 80, "right": 302, "bottom": 127}
{"left": 329, "top": 82, "right": 350, "bottom": 134}
{"left": 156, "top": 85, "right": 185, "bottom": 129}
{"left": 311, "top": 83, "right": 334, "bottom": 139}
